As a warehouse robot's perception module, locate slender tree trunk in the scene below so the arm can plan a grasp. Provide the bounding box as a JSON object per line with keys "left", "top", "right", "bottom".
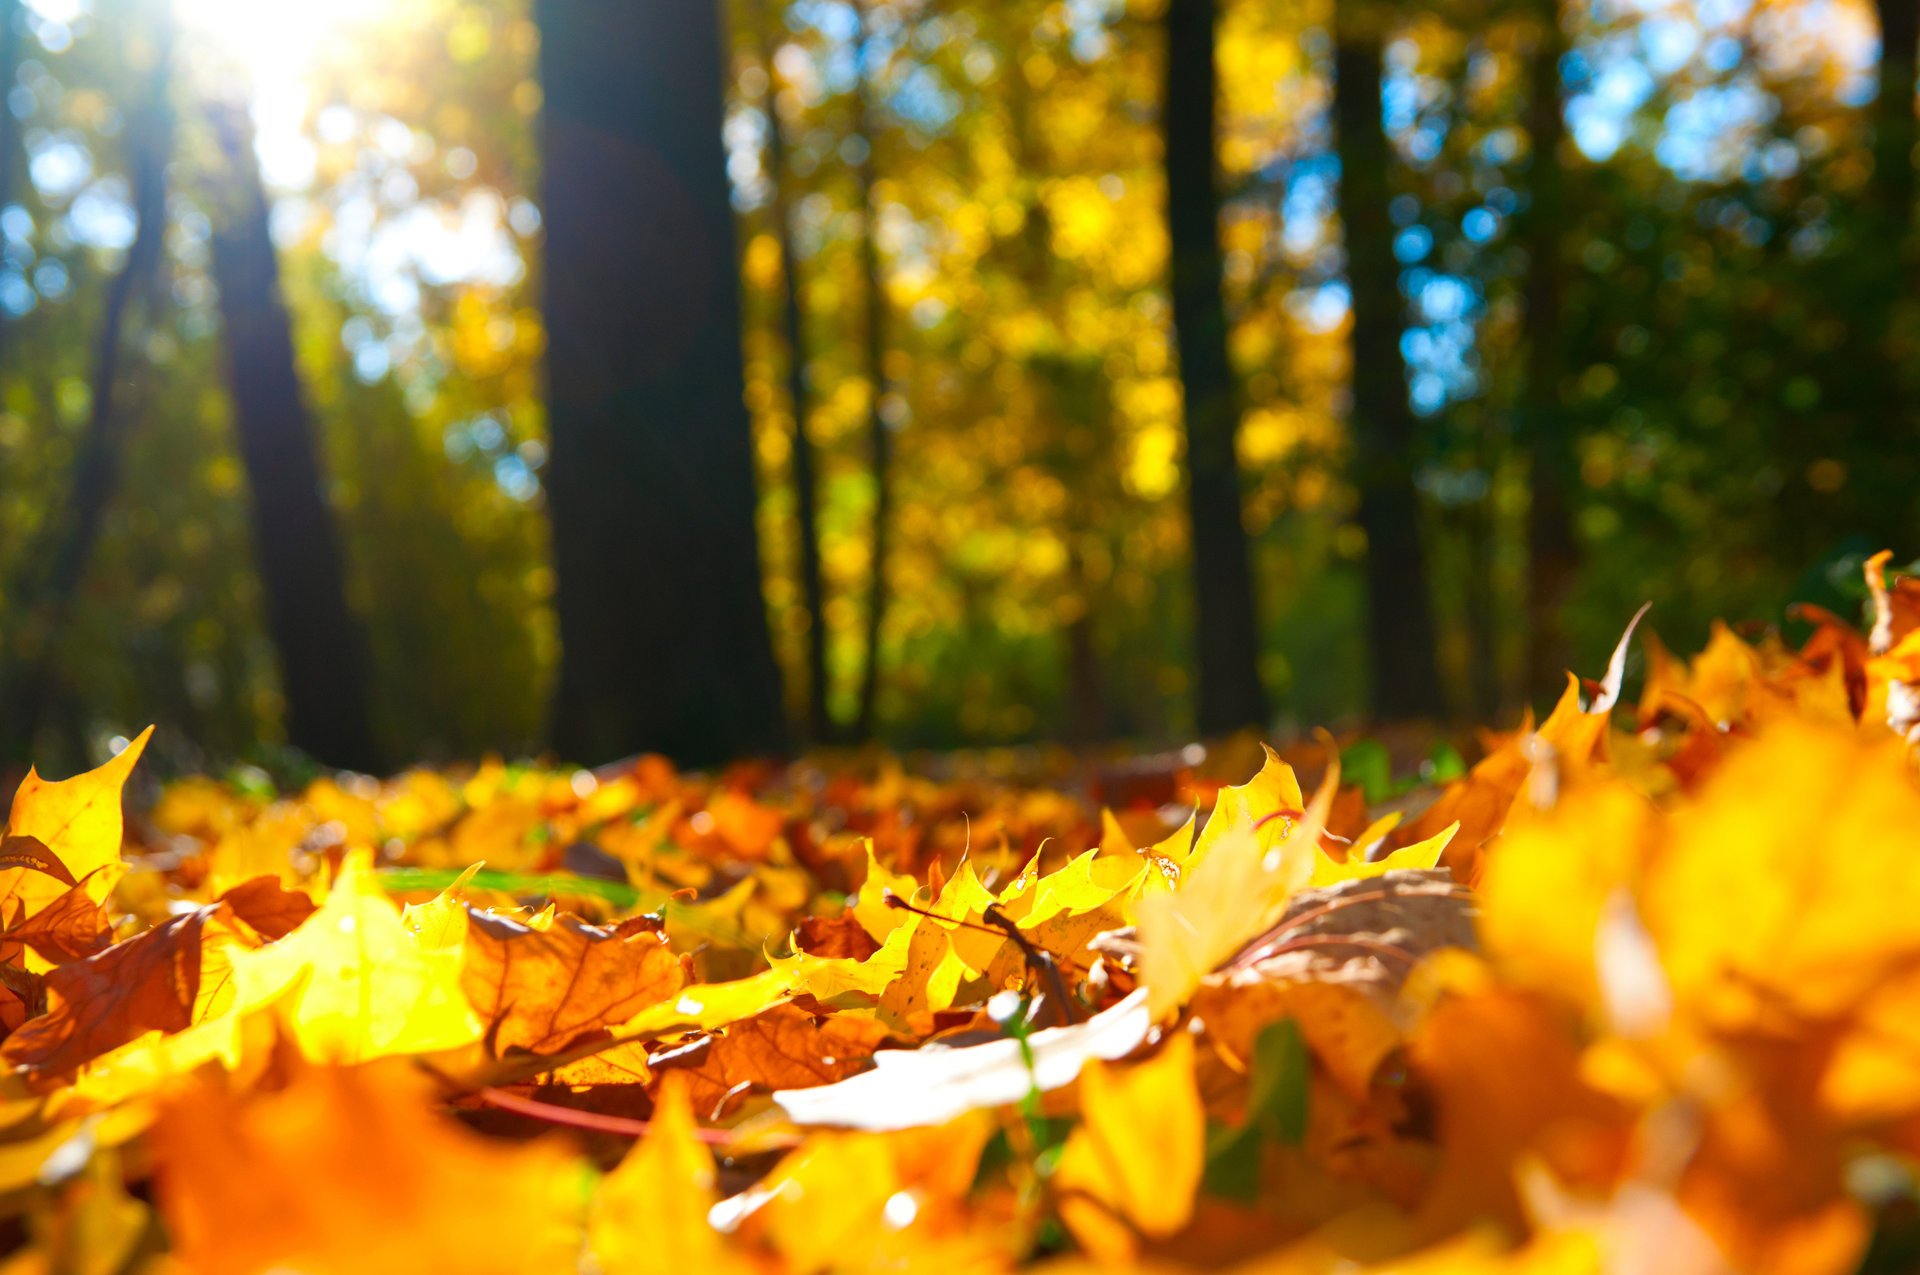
{"left": 0, "top": 19, "right": 171, "bottom": 764}
{"left": 1856, "top": 0, "right": 1920, "bottom": 549}
{"left": 206, "top": 107, "right": 381, "bottom": 771}
{"left": 1875, "top": 0, "right": 1918, "bottom": 239}
{"left": 1333, "top": 8, "right": 1444, "bottom": 720}
{"left": 758, "top": 1, "right": 832, "bottom": 745}
{"left": 1164, "top": 0, "right": 1270, "bottom": 736}
{"left": 1521, "top": 0, "right": 1578, "bottom": 707}
{"left": 540, "top": 0, "right": 786, "bottom": 766}
{"left": 851, "top": 0, "right": 892, "bottom": 742}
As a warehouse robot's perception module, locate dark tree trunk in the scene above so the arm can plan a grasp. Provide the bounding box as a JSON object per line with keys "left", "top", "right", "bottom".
{"left": 1164, "top": 0, "right": 1270, "bottom": 736}
{"left": 0, "top": 20, "right": 171, "bottom": 764}
{"left": 851, "top": 1, "right": 892, "bottom": 743}
{"left": 1521, "top": 0, "right": 1578, "bottom": 708}
{"left": 1856, "top": 0, "right": 1920, "bottom": 547}
{"left": 540, "top": 0, "right": 786, "bottom": 767}
{"left": 207, "top": 108, "right": 380, "bottom": 771}
{"left": 1333, "top": 10, "right": 1444, "bottom": 720}
{"left": 1875, "top": 0, "right": 1918, "bottom": 238}
{"left": 759, "top": 1, "right": 832, "bottom": 746}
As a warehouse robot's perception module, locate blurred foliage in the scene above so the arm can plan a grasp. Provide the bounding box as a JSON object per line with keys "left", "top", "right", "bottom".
{"left": 0, "top": 0, "right": 1913, "bottom": 769}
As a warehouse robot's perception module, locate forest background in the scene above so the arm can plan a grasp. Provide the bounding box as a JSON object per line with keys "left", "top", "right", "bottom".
{"left": 0, "top": 0, "right": 1912, "bottom": 777}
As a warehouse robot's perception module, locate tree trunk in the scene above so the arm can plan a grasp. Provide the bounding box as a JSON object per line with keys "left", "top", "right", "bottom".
{"left": 540, "top": 0, "right": 786, "bottom": 766}
{"left": 0, "top": 18, "right": 171, "bottom": 764}
{"left": 206, "top": 107, "right": 381, "bottom": 771}
{"left": 1164, "top": 0, "right": 1270, "bottom": 736}
{"left": 1333, "top": 8, "right": 1445, "bottom": 720}
{"left": 850, "top": 0, "right": 892, "bottom": 743}
{"left": 758, "top": 1, "right": 832, "bottom": 746}
{"left": 1875, "top": 0, "right": 1918, "bottom": 239}
{"left": 1521, "top": 0, "right": 1578, "bottom": 707}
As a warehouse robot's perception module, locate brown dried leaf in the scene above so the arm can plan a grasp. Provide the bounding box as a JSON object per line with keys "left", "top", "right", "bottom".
{"left": 1, "top": 909, "right": 206, "bottom": 1080}
{"left": 654, "top": 1003, "right": 893, "bottom": 1119}
{"left": 0, "top": 835, "right": 78, "bottom": 887}
{"left": 793, "top": 913, "right": 881, "bottom": 962}
{"left": 462, "top": 910, "right": 688, "bottom": 1056}
{"left": 217, "top": 875, "right": 318, "bottom": 942}
{"left": 3, "top": 874, "right": 112, "bottom": 964}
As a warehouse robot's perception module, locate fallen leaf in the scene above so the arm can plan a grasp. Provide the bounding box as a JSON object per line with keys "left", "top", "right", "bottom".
{"left": 774, "top": 988, "right": 1152, "bottom": 1130}
{"left": 1056, "top": 1031, "right": 1204, "bottom": 1260}
{"left": 462, "top": 909, "right": 686, "bottom": 1055}
{"left": 229, "top": 849, "right": 482, "bottom": 1062}
{"left": 153, "top": 1059, "right": 586, "bottom": 1275}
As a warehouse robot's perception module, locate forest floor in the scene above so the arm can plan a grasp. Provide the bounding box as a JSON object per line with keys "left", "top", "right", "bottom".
{"left": 1, "top": 557, "right": 1919, "bottom": 1273}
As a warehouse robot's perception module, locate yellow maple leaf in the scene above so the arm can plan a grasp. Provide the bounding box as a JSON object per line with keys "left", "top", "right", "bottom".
{"left": 589, "top": 1074, "right": 747, "bottom": 1275}
{"left": 1308, "top": 821, "right": 1457, "bottom": 888}
{"left": 1187, "top": 744, "right": 1307, "bottom": 873}
{"left": 5, "top": 725, "right": 152, "bottom": 909}
{"left": 850, "top": 840, "right": 921, "bottom": 942}
{"left": 229, "top": 849, "right": 482, "bottom": 1062}
{"left": 1055, "top": 1030, "right": 1203, "bottom": 1260}
{"left": 747, "top": 1111, "right": 996, "bottom": 1274}
{"left": 1136, "top": 759, "right": 1337, "bottom": 1018}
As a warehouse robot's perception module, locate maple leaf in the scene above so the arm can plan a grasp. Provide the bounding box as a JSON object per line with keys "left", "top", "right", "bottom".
{"left": 1406, "top": 981, "right": 1633, "bottom": 1238}
{"left": 229, "top": 849, "right": 482, "bottom": 1062}
{"left": 1307, "top": 822, "right": 1457, "bottom": 888}
{"left": 793, "top": 912, "right": 881, "bottom": 960}
{"left": 742, "top": 1110, "right": 999, "bottom": 1275}
{"left": 461, "top": 909, "right": 687, "bottom": 1055}
{"left": 152, "top": 1059, "right": 587, "bottom": 1275}
{"left": 0, "top": 727, "right": 152, "bottom": 922}
{"left": 0, "top": 909, "right": 202, "bottom": 1081}
{"left": 1135, "top": 758, "right": 1337, "bottom": 1018}
{"left": 0, "top": 872, "right": 112, "bottom": 964}
{"left": 589, "top": 1074, "right": 749, "bottom": 1275}
{"left": 1055, "top": 1030, "right": 1204, "bottom": 1261}
{"left": 654, "top": 1002, "right": 894, "bottom": 1118}
{"left": 774, "top": 988, "right": 1151, "bottom": 1130}
{"left": 2, "top": 876, "right": 312, "bottom": 1083}
{"left": 1199, "top": 868, "right": 1477, "bottom": 1100}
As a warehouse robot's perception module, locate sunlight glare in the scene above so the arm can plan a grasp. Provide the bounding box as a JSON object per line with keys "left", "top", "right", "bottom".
{"left": 172, "top": 0, "right": 392, "bottom": 92}
{"left": 172, "top": 0, "right": 397, "bottom": 191}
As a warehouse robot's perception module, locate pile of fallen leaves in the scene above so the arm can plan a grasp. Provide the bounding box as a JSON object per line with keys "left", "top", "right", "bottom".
{"left": 5, "top": 553, "right": 1920, "bottom": 1274}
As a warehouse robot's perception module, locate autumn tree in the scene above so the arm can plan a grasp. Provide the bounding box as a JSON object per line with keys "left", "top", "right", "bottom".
{"left": 1164, "top": 0, "right": 1269, "bottom": 736}
{"left": 1333, "top": 2, "right": 1444, "bottom": 720}
{"left": 0, "top": 11, "right": 173, "bottom": 764}
{"left": 757, "top": 0, "right": 832, "bottom": 746}
{"left": 849, "top": 0, "right": 896, "bottom": 743}
{"left": 205, "top": 106, "right": 381, "bottom": 771}
{"left": 539, "top": 0, "right": 786, "bottom": 766}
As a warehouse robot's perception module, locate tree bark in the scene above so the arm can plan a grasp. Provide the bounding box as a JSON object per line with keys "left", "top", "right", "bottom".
{"left": 1875, "top": 0, "right": 1918, "bottom": 239}
{"left": 850, "top": 0, "right": 892, "bottom": 743}
{"left": 540, "top": 0, "right": 786, "bottom": 766}
{"left": 1164, "top": 0, "right": 1270, "bottom": 736}
{"left": 0, "top": 18, "right": 171, "bottom": 764}
{"left": 207, "top": 107, "right": 381, "bottom": 771}
{"left": 1333, "top": 8, "right": 1445, "bottom": 720}
{"left": 1521, "top": 0, "right": 1578, "bottom": 707}
{"left": 758, "top": 1, "right": 832, "bottom": 745}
